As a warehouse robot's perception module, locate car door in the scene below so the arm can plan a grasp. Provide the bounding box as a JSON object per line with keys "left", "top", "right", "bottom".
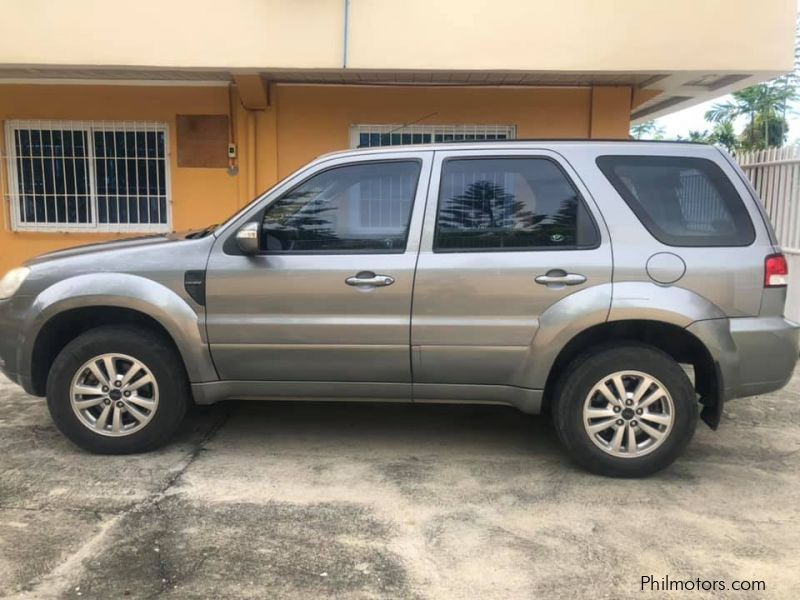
{"left": 411, "top": 148, "right": 612, "bottom": 394}
{"left": 205, "top": 150, "right": 432, "bottom": 387}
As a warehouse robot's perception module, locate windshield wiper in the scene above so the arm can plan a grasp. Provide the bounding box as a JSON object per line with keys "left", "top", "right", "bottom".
{"left": 186, "top": 224, "right": 218, "bottom": 239}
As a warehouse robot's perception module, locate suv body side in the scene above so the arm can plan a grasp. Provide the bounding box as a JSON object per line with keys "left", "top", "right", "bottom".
{"left": 0, "top": 141, "right": 797, "bottom": 424}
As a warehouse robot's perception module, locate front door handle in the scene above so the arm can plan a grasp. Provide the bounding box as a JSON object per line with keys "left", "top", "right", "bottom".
{"left": 345, "top": 271, "right": 395, "bottom": 288}
{"left": 535, "top": 270, "right": 587, "bottom": 287}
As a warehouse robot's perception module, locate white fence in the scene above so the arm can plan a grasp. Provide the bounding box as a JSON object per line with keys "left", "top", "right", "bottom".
{"left": 739, "top": 146, "right": 800, "bottom": 321}
{"left": 738, "top": 146, "right": 800, "bottom": 253}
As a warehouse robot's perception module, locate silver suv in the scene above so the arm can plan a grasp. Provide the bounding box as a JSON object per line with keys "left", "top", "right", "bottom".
{"left": 1, "top": 141, "right": 797, "bottom": 477}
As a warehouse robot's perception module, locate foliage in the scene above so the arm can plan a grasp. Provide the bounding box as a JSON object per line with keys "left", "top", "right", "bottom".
{"left": 630, "top": 121, "right": 665, "bottom": 140}
{"left": 739, "top": 114, "right": 790, "bottom": 150}
{"left": 705, "top": 83, "right": 796, "bottom": 150}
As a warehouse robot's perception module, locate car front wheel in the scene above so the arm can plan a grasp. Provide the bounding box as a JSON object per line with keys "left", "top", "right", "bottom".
{"left": 553, "top": 344, "right": 698, "bottom": 478}
{"left": 46, "top": 325, "right": 189, "bottom": 454}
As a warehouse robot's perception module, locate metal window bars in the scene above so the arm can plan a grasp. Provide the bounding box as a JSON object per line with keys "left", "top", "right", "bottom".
{"left": 350, "top": 123, "right": 516, "bottom": 149}
{"left": 3, "top": 120, "right": 171, "bottom": 233}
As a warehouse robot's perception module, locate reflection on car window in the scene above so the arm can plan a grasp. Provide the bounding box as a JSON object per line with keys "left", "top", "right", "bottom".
{"left": 434, "top": 158, "right": 598, "bottom": 252}
{"left": 596, "top": 155, "right": 755, "bottom": 247}
{"left": 261, "top": 161, "right": 421, "bottom": 253}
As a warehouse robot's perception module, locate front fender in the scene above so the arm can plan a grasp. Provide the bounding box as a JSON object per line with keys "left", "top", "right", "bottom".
{"left": 20, "top": 273, "right": 218, "bottom": 383}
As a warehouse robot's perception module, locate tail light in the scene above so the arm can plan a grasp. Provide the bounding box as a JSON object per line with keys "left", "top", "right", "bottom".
{"left": 765, "top": 253, "right": 788, "bottom": 287}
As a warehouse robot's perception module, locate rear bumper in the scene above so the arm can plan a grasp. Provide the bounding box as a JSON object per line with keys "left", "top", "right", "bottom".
{"left": 687, "top": 316, "right": 800, "bottom": 402}
{"left": 728, "top": 316, "right": 800, "bottom": 397}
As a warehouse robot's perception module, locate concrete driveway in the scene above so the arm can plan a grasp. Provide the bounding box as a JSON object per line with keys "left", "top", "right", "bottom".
{"left": 1, "top": 372, "right": 799, "bottom": 600}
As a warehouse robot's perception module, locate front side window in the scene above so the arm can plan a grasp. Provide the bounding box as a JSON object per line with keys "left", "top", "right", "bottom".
{"left": 260, "top": 160, "right": 421, "bottom": 253}
{"left": 596, "top": 155, "right": 755, "bottom": 247}
{"left": 434, "top": 157, "right": 599, "bottom": 252}
{"left": 5, "top": 120, "right": 169, "bottom": 232}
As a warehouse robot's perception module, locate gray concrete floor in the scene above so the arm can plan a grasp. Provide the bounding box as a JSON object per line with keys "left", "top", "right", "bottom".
{"left": 1, "top": 373, "right": 799, "bottom": 600}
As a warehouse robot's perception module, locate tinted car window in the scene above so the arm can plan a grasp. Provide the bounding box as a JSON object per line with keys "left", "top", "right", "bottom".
{"left": 434, "top": 158, "right": 599, "bottom": 252}
{"left": 261, "top": 160, "right": 420, "bottom": 253}
{"left": 596, "top": 155, "right": 755, "bottom": 247}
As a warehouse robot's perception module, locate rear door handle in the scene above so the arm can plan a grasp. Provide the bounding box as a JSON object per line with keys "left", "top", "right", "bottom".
{"left": 345, "top": 271, "right": 395, "bottom": 288}
{"left": 535, "top": 270, "right": 587, "bottom": 287}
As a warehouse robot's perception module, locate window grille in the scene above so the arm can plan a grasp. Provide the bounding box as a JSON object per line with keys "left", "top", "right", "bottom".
{"left": 350, "top": 124, "right": 516, "bottom": 148}
{"left": 3, "top": 120, "right": 170, "bottom": 232}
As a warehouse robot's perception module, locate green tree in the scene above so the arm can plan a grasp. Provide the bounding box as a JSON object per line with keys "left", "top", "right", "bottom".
{"left": 707, "top": 120, "right": 737, "bottom": 153}
{"left": 686, "top": 129, "right": 711, "bottom": 143}
{"left": 739, "top": 114, "right": 790, "bottom": 150}
{"left": 705, "top": 82, "right": 796, "bottom": 150}
{"left": 630, "top": 120, "right": 665, "bottom": 140}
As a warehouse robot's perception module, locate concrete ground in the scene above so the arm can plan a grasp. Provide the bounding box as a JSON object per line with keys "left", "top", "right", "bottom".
{"left": 1, "top": 373, "right": 799, "bottom": 600}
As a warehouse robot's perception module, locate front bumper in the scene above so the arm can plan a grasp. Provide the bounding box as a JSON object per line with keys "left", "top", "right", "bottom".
{"left": 0, "top": 296, "right": 35, "bottom": 394}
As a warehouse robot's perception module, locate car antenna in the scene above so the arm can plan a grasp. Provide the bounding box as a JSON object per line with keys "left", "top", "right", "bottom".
{"left": 357, "top": 112, "right": 439, "bottom": 148}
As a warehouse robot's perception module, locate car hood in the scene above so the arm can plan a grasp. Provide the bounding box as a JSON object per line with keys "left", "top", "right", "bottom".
{"left": 25, "top": 231, "right": 204, "bottom": 266}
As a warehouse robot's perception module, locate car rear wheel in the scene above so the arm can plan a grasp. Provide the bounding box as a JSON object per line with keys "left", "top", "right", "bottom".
{"left": 553, "top": 344, "right": 698, "bottom": 478}
{"left": 46, "top": 326, "right": 189, "bottom": 454}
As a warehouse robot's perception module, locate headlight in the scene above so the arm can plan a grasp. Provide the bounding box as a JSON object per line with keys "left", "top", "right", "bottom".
{"left": 0, "top": 267, "right": 30, "bottom": 299}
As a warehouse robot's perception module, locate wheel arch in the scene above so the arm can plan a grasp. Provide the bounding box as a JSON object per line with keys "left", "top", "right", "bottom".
{"left": 23, "top": 273, "right": 217, "bottom": 395}
{"left": 542, "top": 319, "right": 721, "bottom": 428}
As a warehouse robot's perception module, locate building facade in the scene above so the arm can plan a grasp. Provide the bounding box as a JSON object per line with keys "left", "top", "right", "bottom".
{"left": 0, "top": 0, "right": 795, "bottom": 273}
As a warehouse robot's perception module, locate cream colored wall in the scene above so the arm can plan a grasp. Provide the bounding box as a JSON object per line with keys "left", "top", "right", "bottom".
{"left": 0, "top": 0, "right": 793, "bottom": 73}
{"left": 348, "top": 0, "right": 796, "bottom": 72}
{"left": 0, "top": 0, "right": 344, "bottom": 69}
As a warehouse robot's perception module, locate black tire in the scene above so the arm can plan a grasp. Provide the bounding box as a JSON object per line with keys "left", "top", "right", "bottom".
{"left": 553, "top": 343, "right": 698, "bottom": 478}
{"left": 46, "top": 325, "right": 189, "bottom": 454}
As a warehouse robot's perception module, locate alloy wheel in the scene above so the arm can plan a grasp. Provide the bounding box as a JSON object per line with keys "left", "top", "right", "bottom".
{"left": 69, "top": 353, "right": 159, "bottom": 437}
{"left": 582, "top": 370, "right": 674, "bottom": 458}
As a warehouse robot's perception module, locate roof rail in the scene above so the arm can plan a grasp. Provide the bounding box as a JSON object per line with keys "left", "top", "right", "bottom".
{"left": 356, "top": 138, "right": 707, "bottom": 148}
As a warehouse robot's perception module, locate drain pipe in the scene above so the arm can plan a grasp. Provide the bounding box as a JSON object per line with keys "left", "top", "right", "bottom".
{"left": 247, "top": 111, "right": 257, "bottom": 200}
{"left": 343, "top": 0, "right": 350, "bottom": 68}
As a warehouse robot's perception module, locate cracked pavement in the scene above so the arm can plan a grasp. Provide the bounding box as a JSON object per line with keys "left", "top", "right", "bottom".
{"left": 1, "top": 371, "right": 800, "bottom": 599}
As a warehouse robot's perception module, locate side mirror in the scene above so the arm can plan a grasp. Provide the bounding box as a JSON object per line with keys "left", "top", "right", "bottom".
{"left": 235, "top": 222, "right": 260, "bottom": 254}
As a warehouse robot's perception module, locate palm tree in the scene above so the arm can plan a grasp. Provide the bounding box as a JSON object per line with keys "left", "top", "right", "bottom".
{"left": 705, "top": 83, "right": 796, "bottom": 149}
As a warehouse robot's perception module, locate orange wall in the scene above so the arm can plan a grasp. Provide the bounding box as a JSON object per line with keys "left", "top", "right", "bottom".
{"left": 274, "top": 84, "right": 616, "bottom": 177}
{"left": 0, "top": 83, "right": 631, "bottom": 274}
{"left": 0, "top": 84, "right": 244, "bottom": 274}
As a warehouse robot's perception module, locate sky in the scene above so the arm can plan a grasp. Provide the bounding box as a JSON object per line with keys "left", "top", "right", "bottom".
{"left": 653, "top": 96, "right": 800, "bottom": 143}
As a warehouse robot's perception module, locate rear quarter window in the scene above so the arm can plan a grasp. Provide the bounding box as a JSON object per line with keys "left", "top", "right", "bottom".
{"left": 596, "top": 155, "right": 755, "bottom": 247}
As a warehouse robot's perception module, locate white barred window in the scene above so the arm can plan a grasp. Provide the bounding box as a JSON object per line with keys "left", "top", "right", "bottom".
{"left": 4, "top": 120, "right": 170, "bottom": 232}
{"left": 350, "top": 124, "right": 516, "bottom": 148}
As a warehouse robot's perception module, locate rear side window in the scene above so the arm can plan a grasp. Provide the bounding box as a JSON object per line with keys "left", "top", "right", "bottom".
{"left": 434, "top": 157, "right": 599, "bottom": 252}
{"left": 596, "top": 155, "right": 755, "bottom": 247}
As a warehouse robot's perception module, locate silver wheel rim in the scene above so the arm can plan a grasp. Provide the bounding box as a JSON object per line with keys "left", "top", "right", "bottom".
{"left": 69, "top": 353, "right": 159, "bottom": 437}
{"left": 582, "top": 370, "right": 674, "bottom": 458}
